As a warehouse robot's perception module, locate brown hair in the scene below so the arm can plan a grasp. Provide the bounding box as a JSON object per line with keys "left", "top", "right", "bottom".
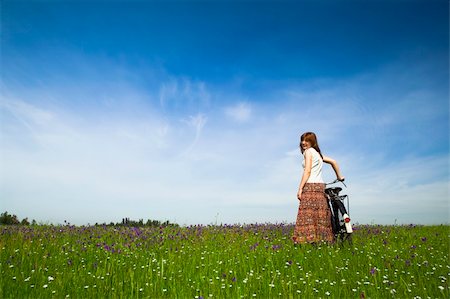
{"left": 300, "top": 132, "right": 323, "bottom": 158}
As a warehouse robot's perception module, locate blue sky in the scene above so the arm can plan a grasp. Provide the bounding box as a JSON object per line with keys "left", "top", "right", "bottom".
{"left": 1, "top": 0, "right": 448, "bottom": 225}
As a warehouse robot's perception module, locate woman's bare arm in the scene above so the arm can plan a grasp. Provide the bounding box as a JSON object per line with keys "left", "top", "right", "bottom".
{"left": 323, "top": 155, "right": 345, "bottom": 181}
{"left": 297, "top": 150, "right": 312, "bottom": 200}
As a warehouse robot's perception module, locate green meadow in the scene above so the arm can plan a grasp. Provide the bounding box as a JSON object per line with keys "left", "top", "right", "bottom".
{"left": 1, "top": 223, "right": 448, "bottom": 298}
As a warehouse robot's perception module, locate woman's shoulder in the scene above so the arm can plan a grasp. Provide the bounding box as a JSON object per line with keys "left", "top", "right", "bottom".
{"left": 303, "top": 147, "right": 317, "bottom": 158}
{"left": 304, "top": 147, "right": 321, "bottom": 160}
{"left": 305, "top": 147, "right": 318, "bottom": 154}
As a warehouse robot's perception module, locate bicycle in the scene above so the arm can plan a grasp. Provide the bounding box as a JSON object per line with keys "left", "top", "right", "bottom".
{"left": 325, "top": 179, "right": 353, "bottom": 243}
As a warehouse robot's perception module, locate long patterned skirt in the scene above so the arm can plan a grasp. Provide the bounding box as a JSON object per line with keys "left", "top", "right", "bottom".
{"left": 292, "top": 183, "right": 335, "bottom": 244}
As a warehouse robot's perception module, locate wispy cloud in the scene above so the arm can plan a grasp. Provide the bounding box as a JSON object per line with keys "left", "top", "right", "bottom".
{"left": 181, "top": 113, "right": 208, "bottom": 157}
{"left": 224, "top": 102, "right": 252, "bottom": 122}
{"left": 348, "top": 154, "right": 449, "bottom": 224}
{"left": 159, "top": 78, "right": 211, "bottom": 112}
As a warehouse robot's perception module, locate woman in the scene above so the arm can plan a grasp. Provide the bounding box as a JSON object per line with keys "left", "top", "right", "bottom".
{"left": 292, "top": 132, "right": 345, "bottom": 244}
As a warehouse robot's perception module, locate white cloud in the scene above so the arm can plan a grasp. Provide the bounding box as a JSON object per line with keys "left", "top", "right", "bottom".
{"left": 344, "top": 154, "right": 449, "bottom": 224}
{"left": 181, "top": 113, "right": 208, "bottom": 156}
{"left": 159, "top": 78, "right": 211, "bottom": 111}
{"left": 185, "top": 113, "right": 207, "bottom": 131}
{"left": 159, "top": 80, "right": 178, "bottom": 108}
{"left": 1, "top": 99, "right": 54, "bottom": 126}
{"left": 224, "top": 102, "right": 252, "bottom": 122}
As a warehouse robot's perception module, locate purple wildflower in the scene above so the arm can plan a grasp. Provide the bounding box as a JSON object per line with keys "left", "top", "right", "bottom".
{"left": 272, "top": 244, "right": 281, "bottom": 250}
{"left": 133, "top": 227, "right": 142, "bottom": 236}
{"left": 250, "top": 243, "right": 259, "bottom": 250}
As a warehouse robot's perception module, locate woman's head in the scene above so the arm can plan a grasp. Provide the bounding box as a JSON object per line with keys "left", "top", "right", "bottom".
{"left": 300, "top": 132, "right": 323, "bottom": 158}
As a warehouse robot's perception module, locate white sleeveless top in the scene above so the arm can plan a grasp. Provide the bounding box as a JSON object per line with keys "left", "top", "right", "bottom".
{"left": 302, "top": 147, "right": 324, "bottom": 183}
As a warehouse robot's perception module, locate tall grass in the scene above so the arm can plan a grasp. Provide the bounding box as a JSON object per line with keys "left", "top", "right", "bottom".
{"left": 1, "top": 223, "right": 448, "bottom": 298}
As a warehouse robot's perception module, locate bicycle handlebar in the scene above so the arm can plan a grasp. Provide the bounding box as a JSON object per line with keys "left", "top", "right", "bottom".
{"left": 326, "top": 178, "right": 347, "bottom": 187}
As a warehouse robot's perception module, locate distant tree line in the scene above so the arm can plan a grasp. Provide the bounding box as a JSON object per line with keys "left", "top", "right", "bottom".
{"left": 0, "top": 211, "right": 177, "bottom": 227}
{"left": 0, "top": 211, "right": 36, "bottom": 225}
{"left": 95, "top": 217, "right": 178, "bottom": 227}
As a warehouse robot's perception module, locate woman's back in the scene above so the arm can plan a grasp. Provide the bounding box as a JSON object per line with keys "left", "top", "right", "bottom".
{"left": 303, "top": 147, "right": 323, "bottom": 183}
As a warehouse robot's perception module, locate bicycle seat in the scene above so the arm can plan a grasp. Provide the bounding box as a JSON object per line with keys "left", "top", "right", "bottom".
{"left": 325, "top": 187, "right": 342, "bottom": 196}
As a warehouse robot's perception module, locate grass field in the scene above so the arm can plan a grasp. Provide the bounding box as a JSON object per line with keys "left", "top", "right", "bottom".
{"left": 1, "top": 223, "right": 448, "bottom": 298}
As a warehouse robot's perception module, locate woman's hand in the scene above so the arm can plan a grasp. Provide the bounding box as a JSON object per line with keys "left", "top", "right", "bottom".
{"left": 297, "top": 189, "right": 302, "bottom": 201}
{"left": 338, "top": 176, "right": 345, "bottom": 182}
